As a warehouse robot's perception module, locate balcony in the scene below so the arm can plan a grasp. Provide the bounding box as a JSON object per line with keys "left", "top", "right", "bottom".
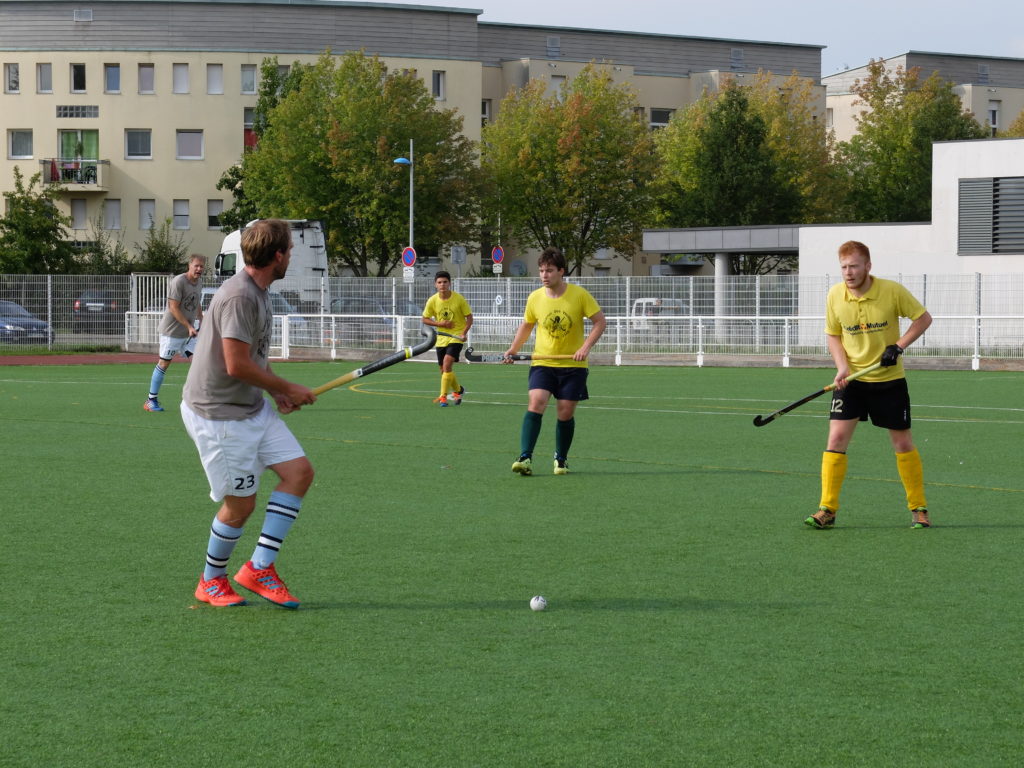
{"left": 40, "top": 159, "right": 110, "bottom": 192}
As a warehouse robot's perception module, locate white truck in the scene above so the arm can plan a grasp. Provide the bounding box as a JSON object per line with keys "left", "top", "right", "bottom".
{"left": 215, "top": 219, "right": 329, "bottom": 312}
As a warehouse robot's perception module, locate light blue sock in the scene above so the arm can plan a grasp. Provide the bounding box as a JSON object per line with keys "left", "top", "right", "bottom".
{"left": 148, "top": 365, "right": 166, "bottom": 399}
{"left": 252, "top": 491, "right": 303, "bottom": 569}
{"left": 203, "top": 517, "right": 244, "bottom": 580}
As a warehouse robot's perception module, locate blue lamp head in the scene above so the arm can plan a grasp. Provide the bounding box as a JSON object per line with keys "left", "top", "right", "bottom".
{"left": 393, "top": 157, "right": 411, "bottom": 166}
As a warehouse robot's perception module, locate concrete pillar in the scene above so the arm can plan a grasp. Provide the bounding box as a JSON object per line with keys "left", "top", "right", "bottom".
{"left": 714, "top": 253, "right": 730, "bottom": 340}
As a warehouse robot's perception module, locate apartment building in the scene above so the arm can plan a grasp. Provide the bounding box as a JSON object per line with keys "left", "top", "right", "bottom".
{"left": 1, "top": 0, "right": 824, "bottom": 275}
{"left": 824, "top": 52, "right": 1024, "bottom": 143}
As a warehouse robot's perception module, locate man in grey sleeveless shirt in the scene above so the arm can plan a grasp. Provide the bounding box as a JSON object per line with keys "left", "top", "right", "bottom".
{"left": 181, "top": 219, "right": 316, "bottom": 608}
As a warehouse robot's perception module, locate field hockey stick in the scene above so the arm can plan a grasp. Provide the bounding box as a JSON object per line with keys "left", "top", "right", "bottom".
{"left": 312, "top": 326, "right": 437, "bottom": 395}
{"left": 752, "top": 361, "right": 884, "bottom": 427}
{"left": 464, "top": 346, "right": 576, "bottom": 363}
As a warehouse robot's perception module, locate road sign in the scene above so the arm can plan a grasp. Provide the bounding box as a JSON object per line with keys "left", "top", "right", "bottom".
{"left": 491, "top": 245, "right": 504, "bottom": 264}
{"left": 402, "top": 246, "right": 417, "bottom": 267}
{"left": 403, "top": 266, "right": 415, "bottom": 284}
{"left": 450, "top": 245, "right": 466, "bottom": 264}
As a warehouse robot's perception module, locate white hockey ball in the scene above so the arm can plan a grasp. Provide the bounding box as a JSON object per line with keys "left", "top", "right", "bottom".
{"left": 530, "top": 595, "right": 547, "bottom": 611}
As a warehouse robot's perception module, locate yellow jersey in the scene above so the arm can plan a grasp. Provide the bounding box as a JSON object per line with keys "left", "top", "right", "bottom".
{"left": 524, "top": 283, "right": 602, "bottom": 368}
{"left": 422, "top": 291, "right": 473, "bottom": 348}
{"left": 825, "top": 277, "right": 926, "bottom": 382}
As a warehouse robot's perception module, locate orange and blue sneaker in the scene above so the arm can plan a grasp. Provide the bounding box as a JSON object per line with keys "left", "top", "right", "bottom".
{"left": 234, "top": 561, "right": 300, "bottom": 609}
{"left": 804, "top": 507, "right": 836, "bottom": 529}
{"left": 194, "top": 574, "right": 247, "bottom": 607}
{"left": 451, "top": 385, "right": 465, "bottom": 405}
{"left": 911, "top": 507, "right": 931, "bottom": 529}
{"left": 434, "top": 395, "right": 449, "bottom": 408}
{"left": 143, "top": 397, "right": 164, "bottom": 412}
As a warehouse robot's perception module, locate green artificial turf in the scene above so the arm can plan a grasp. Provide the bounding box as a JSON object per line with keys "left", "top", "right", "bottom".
{"left": 1, "top": 361, "right": 1021, "bottom": 767}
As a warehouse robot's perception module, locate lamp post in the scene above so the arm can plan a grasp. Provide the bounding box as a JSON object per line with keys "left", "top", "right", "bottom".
{"left": 393, "top": 139, "right": 414, "bottom": 249}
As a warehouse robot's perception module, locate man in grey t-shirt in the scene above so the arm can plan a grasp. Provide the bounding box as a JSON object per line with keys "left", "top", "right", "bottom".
{"left": 143, "top": 253, "right": 205, "bottom": 412}
{"left": 181, "top": 219, "right": 316, "bottom": 609}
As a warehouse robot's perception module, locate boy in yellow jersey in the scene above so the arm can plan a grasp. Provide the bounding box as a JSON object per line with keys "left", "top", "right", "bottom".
{"left": 422, "top": 271, "right": 473, "bottom": 407}
{"left": 503, "top": 247, "right": 606, "bottom": 475}
{"left": 807, "top": 240, "right": 933, "bottom": 530}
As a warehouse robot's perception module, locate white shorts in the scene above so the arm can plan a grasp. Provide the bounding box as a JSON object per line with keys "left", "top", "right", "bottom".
{"left": 159, "top": 333, "right": 197, "bottom": 361}
{"left": 180, "top": 399, "right": 305, "bottom": 502}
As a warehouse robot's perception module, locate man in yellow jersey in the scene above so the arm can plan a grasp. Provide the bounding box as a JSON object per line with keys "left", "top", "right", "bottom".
{"left": 422, "top": 271, "right": 474, "bottom": 407}
{"left": 503, "top": 247, "right": 606, "bottom": 475}
{"left": 806, "top": 240, "right": 933, "bottom": 530}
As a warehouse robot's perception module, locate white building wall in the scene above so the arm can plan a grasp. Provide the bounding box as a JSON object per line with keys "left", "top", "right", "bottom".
{"left": 799, "top": 137, "right": 1024, "bottom": 277}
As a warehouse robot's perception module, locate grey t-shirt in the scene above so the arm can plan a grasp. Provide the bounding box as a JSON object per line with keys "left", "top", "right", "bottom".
{"left": 157, "top": 273, "right": 202, "bottom": 338}
{"left": 183, "top": 270, "right": 272, "bottom": 420}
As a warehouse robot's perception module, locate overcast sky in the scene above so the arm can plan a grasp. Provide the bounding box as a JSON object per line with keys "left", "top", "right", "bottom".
{"left": 396, "top": 0, "right": 1024, "bottom": 76}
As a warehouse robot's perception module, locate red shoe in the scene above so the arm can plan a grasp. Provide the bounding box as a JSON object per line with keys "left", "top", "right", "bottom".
{"left": 195, "top": 574, "right": 247, "bottom": 607}
{"left": 234, "top": 561, "right": 300, "bottom": 608}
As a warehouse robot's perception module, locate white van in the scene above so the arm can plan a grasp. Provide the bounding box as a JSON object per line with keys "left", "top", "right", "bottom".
{"left": 215, "top": 219, "right": 328, "bottom": 312}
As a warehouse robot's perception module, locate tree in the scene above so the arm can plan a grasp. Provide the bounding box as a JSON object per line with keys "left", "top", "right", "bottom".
{"left": 216, "top": 57, "right": 304, "bottom": 232}
{"left": 745, "top": 71, "right": 846, "bottom": 224}
{"left": 75, "top": 210, "right": 133, "bottom": 274}
{"left": 835, "top": 60, "right": 987, "bottom": 222}
{"left": 240, "top": 51, "right": 479, "bottom": 276}
{"left": 0, "top": 167, "right": 76, "bottom": 273}
{"left": 133, "top": 218, "right": 191, "bottom": 273}
{"left": 1002, "top": 108, "right": 1024, "bottom": 138}
{"left": 481, "top": 64, "right": 659, "bottom": 274}
{"left": 654, "top": 82, "right": 802, "bottom": 273}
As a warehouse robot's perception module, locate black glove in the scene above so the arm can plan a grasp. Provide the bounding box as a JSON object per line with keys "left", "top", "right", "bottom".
{"left": 881, "top": 344, "right": 903, "bottom": 366}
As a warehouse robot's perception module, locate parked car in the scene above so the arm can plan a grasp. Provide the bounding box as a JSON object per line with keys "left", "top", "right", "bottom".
{"left": 72, "top": 290, "right": 128, "bottom": 334}
{"left": 0, "top": 300, "right": 55, "bottom": 345}
{"left": 327, "top": 296, "right": 422, "bottom": 346}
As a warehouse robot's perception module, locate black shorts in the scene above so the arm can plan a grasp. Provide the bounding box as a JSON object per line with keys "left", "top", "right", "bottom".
{"left": 528, "top": 365, "right": 589, "bottom": 402}
{"left": 436, "top": 343, "right": 463, "bottom": 365}
{"left": 829, "top": 378, "right": 911, "bottom": 430}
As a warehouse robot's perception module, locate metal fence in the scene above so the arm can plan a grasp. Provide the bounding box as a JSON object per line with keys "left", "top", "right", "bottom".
{"left": 3, "top": 273, "right": 1023, "bottom": 369}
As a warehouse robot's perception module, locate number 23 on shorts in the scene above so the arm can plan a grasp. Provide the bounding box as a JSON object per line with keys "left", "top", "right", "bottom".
{"left": 233, "top": 474, "right": 256, "bottom": 491}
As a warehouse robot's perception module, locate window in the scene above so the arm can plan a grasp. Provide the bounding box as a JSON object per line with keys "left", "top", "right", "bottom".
{"left": 176, "top": 130, "right": 204, "bottom": 160}
{"left": 173, "top": 199, "right": 190, "bottom": 230}
{"left": 8, "top": 130, "right": 32, "bottom": 159}
{"left": 546, "top": 36, "right": 561, "bottom": 58}
{"left": 139, "top": 199, "right": 156, "bottom": 230}
{"left": 730, "top": 48, "right": 745, "bottom": 71}
{"left": 104, "top": 64, "right": 120, "bottom": 93}
{"left": 172, "top": 63, "right": 189, "bottom": 94}
{"left": 826, "top": 107, "right": 834, "bottom": 129}
{"left": 103, "top": 199, "right": 121, "bottom": 230}
{"left": 988, "top": 100, "right": 1001, "bottom": 137}
{"left": 481, "top": 99, "right": 491, "bottom": 127}
{"left": 71, "top": 199, "right": 88, "bottom": 230}
{"left": 37, "top": 63, "right": 52, "bottom": 93}
{"left": 550, "top": 74, "right": 566, "bottom": 100}
{"left": 649, "top": 108, "right": 674, "bottom": 129}
{"left": 432, "top": 70, "right": 446, "bottom": 100}
{"left": 71, "top": 63, "right": 86, "bottom": 92}
{"left": 978, "top": 63, "right": 990, "bottom": 85}
{"left": 125, "top": 129, "right": 152, "bottom": 159}
{"left": 138, "top": 63, "right": 154, "bottom": 94}
{"left": 243, "top": 107, "right": 257, "bottom": 150}
{"left": 277, "top": 64, "right": 290, "bottom": 80}
{"left": 959, "top": 176, "right": 1024, "bottom": 254}
{"left": 207, "top": 199, "right": 224, "bottom": 229}
{"left": 56, "top": 105, "right": 99, "bottom": 118}
{"left": 4, "top": 63, "right": 19, "bottom": 93}
{"left": 207, "top": 63, "right": 223, "bottom": 95}
{"left": 74, "top": 9, "right": 93, "bottom": 22}
{"left": 241, "top": 64, "right": 256, "bottom": 94}
{"left": 60, "top": 130, "right": 98, "bottom": 160}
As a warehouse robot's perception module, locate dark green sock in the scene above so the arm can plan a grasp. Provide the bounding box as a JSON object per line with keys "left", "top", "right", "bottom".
{"left": 520, "top": 411, "right": 543, "bottom": 457}
{"left": 555, "top": 417, "right": 575, "bottom": 459}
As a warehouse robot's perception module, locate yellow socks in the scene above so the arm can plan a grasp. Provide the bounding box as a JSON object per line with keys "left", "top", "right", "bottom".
{"left": 896, "top": 448, "right": 927, "bottom": 510}
{"left": 439, "top": 372, "right": 452, "bottom": 399}
{"left": 819, "top": 450, "right": 848, "bottom": 512}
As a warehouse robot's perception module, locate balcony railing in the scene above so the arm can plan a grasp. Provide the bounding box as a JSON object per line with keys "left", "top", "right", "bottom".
{"left": 40, "top": 159, "right": 110, "bottom": 190}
